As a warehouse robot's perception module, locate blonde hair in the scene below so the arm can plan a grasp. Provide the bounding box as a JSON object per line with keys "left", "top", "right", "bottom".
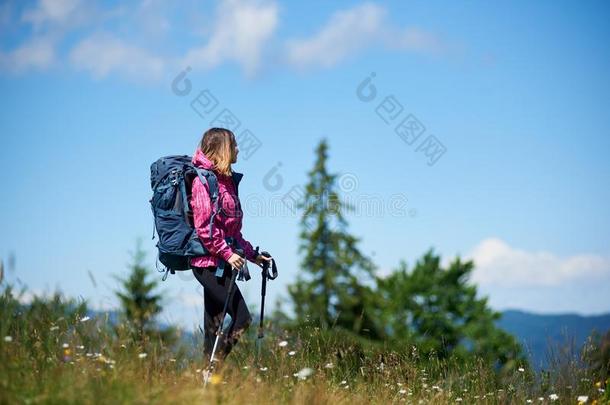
{"left": 199, "top": 128, "right": 236, "bottom": 176}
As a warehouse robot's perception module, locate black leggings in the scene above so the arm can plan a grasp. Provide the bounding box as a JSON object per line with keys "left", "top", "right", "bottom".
{"left": 192, "top": 264, "right": 252, "bottom": 360}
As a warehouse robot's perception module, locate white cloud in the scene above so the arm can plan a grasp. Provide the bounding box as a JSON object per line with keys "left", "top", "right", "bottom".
{"left": 134, "top": 0, "right": 172, "bottom": 38}
{"left": 285, "top": 3, "right": 385, "bottom": 70}
{"left": 69, "top": 33, "right": 166, "bottom": 81}
{"left": 0, "top": 36, "right": 55, "bottom": 72}
{"left": 469, "top": 238, "right": 610, "bottom": 287}
{"left": 285, "top": 2, "right": 444, "bottom": 70}
{"left": 2, "top": 1, "right": 446, "bottom": 79}
{"left": 0, "top": 0, "right": 96, "bottom": 74}
{"left": 22, "top": 0, "right": 84, "bottom": 29}
{"left": 181, "top": 0, "right": 278, "bottom": 77}
{"left": 382, "top": 26, "right": 445, "bottom": 53}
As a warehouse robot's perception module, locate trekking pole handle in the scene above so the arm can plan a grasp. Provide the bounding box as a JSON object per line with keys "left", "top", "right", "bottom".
{"left": 260, "top": 251, "right": 278, "bottom": 280}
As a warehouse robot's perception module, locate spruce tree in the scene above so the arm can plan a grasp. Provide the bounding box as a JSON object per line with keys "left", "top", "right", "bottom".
{"left": 115, "top": 241, "right": 165, "bottom": 341}
{"left": 288, "top": 140, "right": 379, "bottom": 337}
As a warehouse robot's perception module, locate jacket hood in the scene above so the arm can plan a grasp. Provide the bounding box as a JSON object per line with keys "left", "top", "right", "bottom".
{"left": 192, "top": 149, "right": 215, "bottom": 170}
{"left": 192, "top": 149, "right": 243, "bottom": 184}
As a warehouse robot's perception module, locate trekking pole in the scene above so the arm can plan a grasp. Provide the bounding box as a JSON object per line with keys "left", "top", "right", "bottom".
{"left": 204, "top": 248, "right": 244, "bottom": 386}
{"left": 255, "top": 249, "right": 278, "bottom": 363}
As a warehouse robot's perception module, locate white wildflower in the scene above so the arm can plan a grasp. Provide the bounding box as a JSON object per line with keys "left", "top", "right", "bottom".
{"left": 62, "top": 343, "right": 69, "bottom": 348}
{"left": 399, "top": 389, "right": 407, "bottom": 394}
{"left": 324, "top": 362, "right": 334, "bottom": 369}
{"left": 50, "top": 326, "right": 59, "bottom": 331}
{"left": 340, "top": 380, "right": 347, "bottom": 385}
{"left": 526, "top": 400, "right": 532, "bottom": 404}
{"left": 288, "top": 351, "right": 296, "bottom": 356}
{"left": 518, "top": 367, "right": 525, "bottom": 372}
{"left": 4, "top": 336, "right": 12, "bottom": 342}
{"left": 538, "top": 398, "right": 544, "bottom": 401}
{"left": 80, "top": 316, "right": 91, "bottom": 323}
{"left": 296, "top": 367, "right": 313, "bottom": 380}
{"left": 138, "top": 353, "right": 147, "bottom": 359}
{"left": 577, "top": 396, "right": 588, "bottom": 403}
{"left": 456, "top": 398, "right": 463, "bottom": 402}
{"left": 260, "top": 367, "right": 268, "bottom": 372}
{"left": 278, "top": 341, "right": 288, "bottom": 347}
{"left": 243, "top": 366, "right": 249, "bottom": 370}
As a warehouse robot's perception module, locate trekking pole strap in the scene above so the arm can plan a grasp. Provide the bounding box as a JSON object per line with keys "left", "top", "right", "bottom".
{"left": 215, "top": 239, "right": 251, "bottom": 281}
{"left": 215, "top": 237, "right": 236, "bottom": 278}
{"left": 260, "top": 251, "right": 278, "bottom": 280}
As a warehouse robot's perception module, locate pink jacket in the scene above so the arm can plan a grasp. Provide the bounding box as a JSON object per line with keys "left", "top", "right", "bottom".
{"left": 189, "top": 149, "right": 257, "bottom": 268}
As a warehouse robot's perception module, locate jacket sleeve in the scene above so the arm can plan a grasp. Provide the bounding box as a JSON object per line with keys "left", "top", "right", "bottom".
{"left": 235, "top": 227, "right": 258, "bottom": 262}
{"left": 190, "top": 176, "right": 234, "bottom": 262}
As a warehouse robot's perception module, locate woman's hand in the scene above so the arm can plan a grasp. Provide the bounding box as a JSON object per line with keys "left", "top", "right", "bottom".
{"left": 227, "top": 252, "right": 246, "bottom": 269}
{"left": 254, "top": 254, "right": 273, "bottom": 268}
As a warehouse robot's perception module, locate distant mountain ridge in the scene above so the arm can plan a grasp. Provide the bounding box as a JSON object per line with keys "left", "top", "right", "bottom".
{"left": 496, "top": 309, "right": 610, "bottom": 369}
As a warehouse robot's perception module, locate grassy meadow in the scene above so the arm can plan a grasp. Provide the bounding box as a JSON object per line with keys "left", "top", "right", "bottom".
{"left": 1, "top": 286, "right": 608, "bottom": 405}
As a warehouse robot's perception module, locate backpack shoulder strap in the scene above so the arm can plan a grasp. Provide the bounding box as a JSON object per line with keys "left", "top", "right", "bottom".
{"left": 195, "top": 168, "right": 220, "bottom": 238}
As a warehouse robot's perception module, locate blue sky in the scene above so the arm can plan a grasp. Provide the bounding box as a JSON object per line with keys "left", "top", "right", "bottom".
{"left": 1, "top": 0, "right": 609, "bottom": 329}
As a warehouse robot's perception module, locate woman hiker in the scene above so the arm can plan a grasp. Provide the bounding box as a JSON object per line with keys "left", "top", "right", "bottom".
{"left": 189, "top": 127, "right": 272, "bottom": 365}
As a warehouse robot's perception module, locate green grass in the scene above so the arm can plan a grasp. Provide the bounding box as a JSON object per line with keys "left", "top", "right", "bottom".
{"left": 1, "top": 286, "right": 608, "bottom": 404}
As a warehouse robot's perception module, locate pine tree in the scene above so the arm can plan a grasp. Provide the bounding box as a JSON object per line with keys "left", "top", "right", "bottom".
{"left": 115, "top": 241, "right": 165, "bottom": 341}
{"left": 287, "top": 140, "right": 379, "bottom": 337}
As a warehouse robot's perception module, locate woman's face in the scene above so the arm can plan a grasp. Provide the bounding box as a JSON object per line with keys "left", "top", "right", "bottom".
{"left": 231, "top": 140, "right": 239, "bottom": 163}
